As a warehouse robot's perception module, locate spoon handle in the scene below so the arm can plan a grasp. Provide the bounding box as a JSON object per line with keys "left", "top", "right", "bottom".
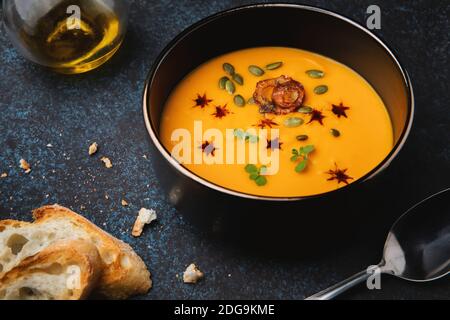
{"left": 305, "top": 265, "right": 379, "bottom": 300}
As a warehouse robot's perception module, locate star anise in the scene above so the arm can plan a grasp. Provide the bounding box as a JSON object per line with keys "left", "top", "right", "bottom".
{"left": 193, "top": 93, "right": 212, "bottom": 109}
{"left": 212, "top": 104, "right": 231, "bottom": 119}
{"left": 332, "top": 102, "right": 350, "bottom": 118}
{"left": 199, "top": 140, "right": 216, "bottom": 156}
{"left": 326, "top": 164, "right": 353, "bottom": 185}
{"left": 266, "top": 138, "right": 283, "bottom": 150}
{"left": 307, "top": 109, "right": 325, "bottom": 125}
{"left": 254, "top": 118, "right": 279, "bottom": 129}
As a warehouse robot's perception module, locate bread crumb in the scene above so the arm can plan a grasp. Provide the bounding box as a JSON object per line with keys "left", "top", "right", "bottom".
{"left": 132, "top": 208, "right": 157, "bottom": 237}
{"left": 121, "top": 199, "right": 129, "bottom": 206}
{"left": 88, "top": 142, "right": 98, "bottom": 156}
{"left": 183, "top": 263, "right": 204, "bottom": 284}
{"left": 101, "top": 157, "right": 112, "bottom": 168}
{"left": 1, "top": 173, "right": 7, "bottom": 178}
{"left": 19, "top": 159, "right": 31, "bottom": 173}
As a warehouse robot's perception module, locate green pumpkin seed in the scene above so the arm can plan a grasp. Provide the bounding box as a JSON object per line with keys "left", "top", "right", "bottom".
{"left": 223, "top": 63, "right": 235, "bottom": 75}
{"left": 306, "top": 69, "right": 325, "bottom": 78}
{"left": 266, "top": 61, "right": 283, "bottom": 70}
{"left": 219, "top": 76, "right": 229, "bottom": 89}
{"left": 232, "top": 73, "right": 244, "bottom": 85}
{"left": 331, "top": 128, "right": 341, "bottom": 137}
{"left": 314, "top": 85, "right": 328, "bottom": 95}
{"left": 297, "top": 106, "right": 313, "bottom": 114}
{"left": 247, "top": 97, "right": 255, "bottom": 104}
{"left": 283, "top": 117, "right": 304, "bottom": 128}
{"left": 296, "top": 134, "right": 309, "bottom": 141}
{"left": 233, "top": 95, "right": 245, "bottom": 107}
{"left": 225, "top": 80, "right": 235, "bottom": 94}
{"left": 248, "top": 65, "right": 265, "bottom": 76}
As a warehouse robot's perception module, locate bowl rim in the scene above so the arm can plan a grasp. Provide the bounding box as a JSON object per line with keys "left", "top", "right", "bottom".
{"left": 142, "top": 3, "right": 414, "bottom": 202}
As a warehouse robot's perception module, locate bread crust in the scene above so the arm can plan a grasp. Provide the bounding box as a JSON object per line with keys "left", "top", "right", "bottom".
{"left": 31, "top": 205, "right": 151, "bottom": 299}
{"left": 0, "top": 239, "right": 102, "bottom": 300}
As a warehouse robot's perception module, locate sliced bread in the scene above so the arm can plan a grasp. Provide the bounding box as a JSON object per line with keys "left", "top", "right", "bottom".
{"left": 0, "top": 204, "right": 151, "bottom": 299}
{"left": 0, "top": 239, "right": 102, "bottom": 300}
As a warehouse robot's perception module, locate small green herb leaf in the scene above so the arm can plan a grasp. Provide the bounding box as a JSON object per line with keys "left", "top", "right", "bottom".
{"left": 295, "top": 160, "right": 308, "bottom": 173}
{"left": 247, "top": 135, "right": 259, "bottom": 143}
{"left": 291, "top": 145, "right": 315, "bottom": 173}
{"left": 255, "top": 176, "right": 267, "bottom": 186}
{"left": 259, "top": 166, "right": 268, "bottom": 175}
{"left": 233, "top": 128, "right": 245, "bottom": 139}
{"left": 245, "top": 164, "right": 258, "bottom": 174}
{"left": 249, "top": 173, "right": 259, "bottom": 180}
{"left": 247, "top": 97, "right": 255, "bottom": 104}
{"left": 300, "top": 145, "right": 315, "bottom": 155}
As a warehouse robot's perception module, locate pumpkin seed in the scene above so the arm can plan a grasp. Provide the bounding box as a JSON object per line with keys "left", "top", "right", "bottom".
{"left": 296, "top": 134, "right": 309, "bottom": 141}
{"left": 297, "top": 106, "right": 313, "bottom": 114}
{"left": 223, "top": 63, "right": 235, "bottom": 75}
{"left": 225, "top": 80, "right": 235, "bottom": 94}
{"left": 306, "top": 69, "right": 325, "bottom": 78}
{"left": 233, "top": 95, "right": 245, "bottom": 107}
{"left": 331, "top": 128, "right": 341, "bottom": 137}
{"left": 232, "top": 73, "right": 244, "bottom": 85}
{"left": 266, "top": 61, "right": 283, "bottom": 70}
{"left": 283, "top": 117, "right": 304, "bottom": 128}
{"left": 247, "top": 97, "right": 255, "bottom": 104}
{"left": 314, "top": 85, "right": 328, "bottom": 95}
{"left": 248, "top": 65, "right": 265, "bottom": 76}
{"left": 219, "top": 76, "right": 229, "bottom": 89}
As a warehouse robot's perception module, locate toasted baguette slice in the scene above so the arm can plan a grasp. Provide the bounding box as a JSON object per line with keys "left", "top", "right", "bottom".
{"left": 0, "top": 239, "right": 102, "bottom": 300}
{"left": 0, "top": 204, "right": 151, "bottom": 299}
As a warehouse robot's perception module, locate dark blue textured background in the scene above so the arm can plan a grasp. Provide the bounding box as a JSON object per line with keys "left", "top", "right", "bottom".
{"left": 0, "top": 0, "right": 449, "bottom": 299}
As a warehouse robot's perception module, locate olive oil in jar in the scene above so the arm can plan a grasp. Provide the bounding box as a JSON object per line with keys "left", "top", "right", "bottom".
{"left": 9, "top": 0, "right": 128, "bottom": 74}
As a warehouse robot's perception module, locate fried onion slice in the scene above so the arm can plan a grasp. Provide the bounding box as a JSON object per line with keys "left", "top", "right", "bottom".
{"left": 253, "top": 75, "right": 305, "bottom": 115}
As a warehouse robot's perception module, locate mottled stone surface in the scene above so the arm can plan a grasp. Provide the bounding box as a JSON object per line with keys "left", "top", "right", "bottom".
{"left": 0, "top": 0, "right": 449, "bottom": 299}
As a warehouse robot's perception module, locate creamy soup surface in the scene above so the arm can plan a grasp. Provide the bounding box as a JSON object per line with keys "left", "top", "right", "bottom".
{"left": 160, "top": 47, "right": 393, "bottom": 197}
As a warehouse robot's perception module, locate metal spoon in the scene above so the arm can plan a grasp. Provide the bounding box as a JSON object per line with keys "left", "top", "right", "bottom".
{"left": 306, "top": 188, "right": 450, "bottom": 300}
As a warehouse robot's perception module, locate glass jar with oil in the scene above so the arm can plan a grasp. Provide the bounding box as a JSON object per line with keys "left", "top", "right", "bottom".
{"left": 3, "top": 0, "right": 129, "bottom": 74}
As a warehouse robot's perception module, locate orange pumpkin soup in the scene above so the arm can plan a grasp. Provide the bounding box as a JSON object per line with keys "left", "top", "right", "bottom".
{"left": 160, "top": 47, "right": 393, "bottom": 197}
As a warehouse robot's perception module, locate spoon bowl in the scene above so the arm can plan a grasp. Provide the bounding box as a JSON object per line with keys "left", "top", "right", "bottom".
{"left": 382, "top": 188, "right": 450, "bottom": 281}
{"left": 307, "top": 188, "right": 450, "bottom": 300}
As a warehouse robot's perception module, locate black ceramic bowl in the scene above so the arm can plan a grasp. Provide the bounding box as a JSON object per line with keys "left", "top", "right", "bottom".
{"left": 143, "top": 4, "right": 414, "bottom": 249}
